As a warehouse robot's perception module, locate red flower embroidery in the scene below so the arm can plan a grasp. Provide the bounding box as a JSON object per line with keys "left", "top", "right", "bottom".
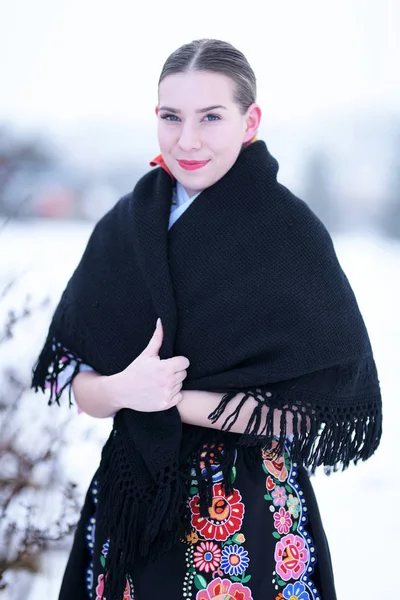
{"left": 266, "top": 476, "right": 275, "bottom": 491}
{"left": 196, "top": 577, "right": 253, "bottom": 600}
{"left": 193, "top": 541, "right": 222, "bottom": 572}
{"left": 190, "top": 483, "right": 244, "bottom": 541}
{"left": 95, "top": 574, "right": 133, "bottom": 600}
{"left": 274, "top": 534, "right": 309, "bottom": 581}
{"left": 262, "top": 442, "right": 288, "bottom": 482}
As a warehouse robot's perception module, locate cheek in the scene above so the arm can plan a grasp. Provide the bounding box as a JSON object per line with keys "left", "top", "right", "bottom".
{"left": 209, "top": 122, "right": 243, "bottom": 152}
{"left": 212, "top": 140, "right": 242, "bottom": 166}
{"left": 157, "top": 123, "right": 176, "bottom": 150}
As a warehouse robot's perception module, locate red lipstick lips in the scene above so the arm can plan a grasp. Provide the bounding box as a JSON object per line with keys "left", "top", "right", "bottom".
{"left": 177, "top": 160, "right": 209, "bottom": 171}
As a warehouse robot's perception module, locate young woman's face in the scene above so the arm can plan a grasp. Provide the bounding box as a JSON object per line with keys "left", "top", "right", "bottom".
{"left": 157, "top": 71, "right": 261, "bottom": 197}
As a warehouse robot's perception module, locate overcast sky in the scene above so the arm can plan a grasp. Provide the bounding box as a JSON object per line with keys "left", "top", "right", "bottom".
{"left": 1, "top": 0, "right": 399, "bottom": 137}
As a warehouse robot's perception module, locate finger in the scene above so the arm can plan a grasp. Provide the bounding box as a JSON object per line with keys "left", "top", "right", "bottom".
{"left": 173, "top": 370, "right": 187, "bottom": 385}
{"left": 170, "top": 382, "right": 182, "bottom": 396}
{"left": 142, "top": 318, "right": 163, "bottom": 357}
{"left": 164, "top": 355, "right": 190, "bottom": 371}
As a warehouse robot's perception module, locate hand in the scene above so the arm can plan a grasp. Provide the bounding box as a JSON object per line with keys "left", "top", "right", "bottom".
{"left": 108, "top": 319, "right": 190, "bottom": 412}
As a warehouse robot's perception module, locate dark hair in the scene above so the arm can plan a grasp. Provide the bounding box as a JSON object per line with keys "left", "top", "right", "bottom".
{"left": 158, "top": 39, "right": 257, "bottom": 114}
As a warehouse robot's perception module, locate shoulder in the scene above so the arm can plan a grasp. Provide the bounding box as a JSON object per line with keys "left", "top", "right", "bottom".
{"left": 92, "top": 168, "right": 159, "bottom": 228}
{"left": 266, "top": 181, "right": 339, "bottom": 268}
{"left": 132, "top": 165, "right": 172, "bottom": 196}
{"left": 276, "top": 182, "right": 333, "bottom": 244}
{"left": 83, "top": 193, "right": 132, "bottom": 248}
{"left": 89, "top": 165, "right": 170, "bottom": 236}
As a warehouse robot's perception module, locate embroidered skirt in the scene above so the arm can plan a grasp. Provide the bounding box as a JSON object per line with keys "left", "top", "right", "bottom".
{"left": 59, "top": 441, "right": 337, "bottom": 600}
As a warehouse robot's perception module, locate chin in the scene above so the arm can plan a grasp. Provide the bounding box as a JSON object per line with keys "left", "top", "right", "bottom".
{"left": 178, "top": 171, "right": 210, "bottom": 188}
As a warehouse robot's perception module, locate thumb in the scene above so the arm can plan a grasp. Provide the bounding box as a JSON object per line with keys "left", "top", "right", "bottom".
{"left": 142, "top": 318, "right": 163, "bottom": 357}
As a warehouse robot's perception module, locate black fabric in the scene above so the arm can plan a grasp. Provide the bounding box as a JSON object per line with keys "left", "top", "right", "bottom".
{"left": 32, "top": 140, "right": 381, "bottom": 599}
{"left": 58, "top": 445, "right": 337, "bottom": 600}
{"left": 59, "top": 485, "right": 94, "bottom": 600}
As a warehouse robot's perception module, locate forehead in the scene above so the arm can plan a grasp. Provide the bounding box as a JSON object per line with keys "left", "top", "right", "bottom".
{"left": 158, "top": 71, "right": 236, "bottom": 109}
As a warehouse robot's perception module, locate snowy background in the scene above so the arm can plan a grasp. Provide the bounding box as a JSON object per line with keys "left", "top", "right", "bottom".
{"left": 0, "top": 222, "right": 398, "bottom": 598}
{"left": 1, "top": 0, "right": 400, "bottom": 597}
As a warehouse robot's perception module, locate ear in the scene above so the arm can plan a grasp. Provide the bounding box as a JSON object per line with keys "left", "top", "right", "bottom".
{"left": 155, "top": 105, "right": 159, "bottom": 116}
{"left": 242, "top": 104, "right": 262, "bottom": 144}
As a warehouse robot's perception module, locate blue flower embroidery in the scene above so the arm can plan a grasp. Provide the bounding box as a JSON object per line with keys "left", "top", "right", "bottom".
{"left": 283, "top": 581, "right": 311, "bottom": 600}
{"left": 102, "top": 540, "right": 110, "bottom": 558}
{"left": 220, "top": 544, "right": 249, "bottom": 576}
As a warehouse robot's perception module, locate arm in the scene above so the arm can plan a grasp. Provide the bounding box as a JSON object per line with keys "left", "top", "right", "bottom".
{"left": 72, "top": 372, "right": 293, "bottom": 437}
{"left": 55, "top": 361, "right": 98, "bottom": 415}
{"left": 71, "top": 319, "right": 188, "bottom": 418}
{"left": 72, "top": 371, "right": 122, "bottom": 418}
{"left": 70, "top": 321, "right": 293, "bottom": 436}
{"left": 178, "top": 390, "right": 294, "bottom": 436}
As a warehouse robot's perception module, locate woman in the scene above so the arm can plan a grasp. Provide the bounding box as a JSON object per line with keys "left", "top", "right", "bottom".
{"left": 32, "top": 39, "right": 382, "bottom": 600}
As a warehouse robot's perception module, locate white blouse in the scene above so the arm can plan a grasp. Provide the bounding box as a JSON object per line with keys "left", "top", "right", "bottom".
{"left": 169, "top": 182, "right": 201, "bottom": 229}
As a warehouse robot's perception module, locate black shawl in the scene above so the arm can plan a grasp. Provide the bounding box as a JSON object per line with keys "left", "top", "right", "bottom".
{"left": 32, "top": 140, "right": 381, "bottom": 599}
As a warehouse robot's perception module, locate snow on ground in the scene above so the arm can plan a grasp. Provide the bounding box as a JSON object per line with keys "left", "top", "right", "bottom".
{"left": 0, "top": 220, "right": 399, "bottom": 599}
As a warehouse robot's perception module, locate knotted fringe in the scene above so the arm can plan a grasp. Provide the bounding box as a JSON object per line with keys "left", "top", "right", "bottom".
{"left": 97, "top": 426, "right": 240, "bottom": 599}
{"left": 32, "top": 336, "right": 381, "bottom": 599}
{"left": 97, "top": 427, "right": 193, "bottom": 600}
{"left": 31, "top": 334, "right": 85, "bottom": 407}
{"left": 208, "top": 366, "right": 382, "bottom": 473}
{"left": 190, "top": 436, "right": 237, "bottom": 517}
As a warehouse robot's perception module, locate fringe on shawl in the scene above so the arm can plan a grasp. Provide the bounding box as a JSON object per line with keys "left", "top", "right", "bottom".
{"left": 31, "top": 334, "right": 382, "bottom": 599}
{"left": 31, "top": 333, "right": 86, "bottom": 407}
{"left": 208, "top": 359, "right": 382, "bottom": 474}
{"left": 96, "top": 426, "right": 192, "bottom": 600}
{"left": 96, "top": 425, "right": 238, "bottom": 600}
{"left": 189, "top": 434, "right": 237, "bottom": 517}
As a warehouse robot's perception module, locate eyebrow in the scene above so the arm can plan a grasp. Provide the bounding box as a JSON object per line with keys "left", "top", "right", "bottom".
{"left": 158, "top": 105, "right": 228, "bottom": 114}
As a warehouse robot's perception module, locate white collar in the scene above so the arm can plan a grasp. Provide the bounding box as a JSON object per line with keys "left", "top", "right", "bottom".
{"left": 169, "top": 182, "right": 202, "bottom": 230}
{"left": 175, "top": 181, "right": 202, "bottom": 207}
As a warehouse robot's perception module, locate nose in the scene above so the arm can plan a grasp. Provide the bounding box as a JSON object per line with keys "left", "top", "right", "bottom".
{"left": 177, "top": 121, "right": 201, "bottom": 151}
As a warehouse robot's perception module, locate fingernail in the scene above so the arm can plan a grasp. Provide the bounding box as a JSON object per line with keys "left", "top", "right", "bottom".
{"left": 156, "top": 318, "right": 161, "bottom": 328}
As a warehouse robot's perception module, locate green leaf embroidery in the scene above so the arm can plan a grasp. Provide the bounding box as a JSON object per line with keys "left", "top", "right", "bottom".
{"left": 285, "top": 484, "right": 292, "bottom": 493}
{"left": 241, "top": 574, "right": 252, "bottom": 583}
{"left": 264, "top": 493, "right": 272, "bottom": 501}
{"left": 277, "top": 578, "right": 286, "bottom": 587}
{"left": 231, "top": 466, "right": 237, "bottom": 484}
{"left": 189, "top": 486, "right": 199, "bottom": 495}
{"left": 222, "top": 537, "right": 233, "bottom": 547}
{"left": 292, "top": 520, "right": 298, "bottom": 531}
{"left": 272, "top": 531, "right": 281, "bottom": 539}
{"left": 231, "top": 576, "right": 242, "bottom": 582}
{"left": 100, "top": 555, "right": 106, "bottom": 568}
{"left": 194, "top": 574, "right": 207, "bottom": 590}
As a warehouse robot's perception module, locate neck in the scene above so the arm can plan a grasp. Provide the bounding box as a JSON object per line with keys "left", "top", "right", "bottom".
{"left": 177, "top": 181, "right": 203, "bottom": 199}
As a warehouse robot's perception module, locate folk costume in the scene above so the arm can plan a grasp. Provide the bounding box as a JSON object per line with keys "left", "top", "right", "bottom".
{"left": 32, "top": 140, "right": 381, "bottom": 600}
